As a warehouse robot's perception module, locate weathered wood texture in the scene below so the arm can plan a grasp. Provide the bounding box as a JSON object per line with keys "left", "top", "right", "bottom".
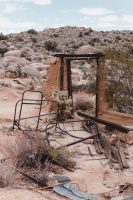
{"left": 77, "top": 111, "right": 130, "bottom": 133}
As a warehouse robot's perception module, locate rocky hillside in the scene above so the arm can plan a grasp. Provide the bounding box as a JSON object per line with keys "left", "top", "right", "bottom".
{"left": 0, "top": 26, "right": 132, "bottom": 114}
{"left": 0, "top": 26, "right": 133, "bottom": 62}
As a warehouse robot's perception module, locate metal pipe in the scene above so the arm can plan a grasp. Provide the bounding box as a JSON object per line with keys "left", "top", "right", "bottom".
{"left": 59, "top": 134, "right": 99, "bottom": 148}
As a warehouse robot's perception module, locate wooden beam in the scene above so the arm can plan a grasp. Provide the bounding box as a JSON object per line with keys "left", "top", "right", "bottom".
{"left": 53, "top": 53, "right": 104, "bottom": 59}
{"left": 77, "top": 111, "right": 130, "bottom": 133}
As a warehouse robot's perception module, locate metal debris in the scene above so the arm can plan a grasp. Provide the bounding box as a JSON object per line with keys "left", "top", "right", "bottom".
{"left": 54, "top": 175, "right": 71, "bottom": 183}
{"left": 123, "top": 197, "right": 133, "bottom": 200}
{"left": 53, "top": 182, "right": 97, "bottom": 200}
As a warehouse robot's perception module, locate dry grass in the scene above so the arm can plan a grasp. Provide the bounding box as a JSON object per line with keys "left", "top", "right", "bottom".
{"left": 0, "top": 131, "right": 76, "bottom": 187}
{"left": 34, "top": 139, "right": 76, "bottom": 169}
{"left": 0, "top": 133, "right": 37, "bottom": 168}
{"left": 0, "top": 161, "right": 16, "bottom": 188}
{"left": 73, "top": 91, "right": 95, "bottom": 112}
{"left": 0, "top": 132, "right": 75, "bottom": 172}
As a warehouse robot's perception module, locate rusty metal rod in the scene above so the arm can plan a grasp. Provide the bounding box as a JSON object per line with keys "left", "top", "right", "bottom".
{"left": 59, "top": 134, "right": 99, "bottom": 148}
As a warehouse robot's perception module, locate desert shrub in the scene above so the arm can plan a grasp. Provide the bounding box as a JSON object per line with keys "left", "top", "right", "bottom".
{"left": 52, "top": 90, "right": 73, "bottom": 120}
{"left": 0, "top": 162, "right": 16, "bottom": 188}
{"left": 53, "top": 33, "right": 59, "bottom": 38}
{"left": 84, "top": 31, "right": 90, "bottom": 36}
{"left": 38, "top": 144, "right": 75, "bottom": 169}
{"left": 79, "top": 32, "right": 83, "bottom": 37}
{"left": 7, "top": 65, "right": 28, "bottom": 78}
{"left": 72, "top": 84, "right": 83, "bottom": 92}
{"left": 27, "top": 28, "right": 38, "bottom": 35}
{"left": 72, "top": 82, "right": 96, "bottom": 94}
{"left": 104, "top": 48, "right": 133, "bottom": 114}
{"left": 85, "top": 82, "right": 96, "bottom": 94}
{"left": 0, "top": 134, "right": 49, "bottom": 187}
{"left": 0, "top": 134, "right": 37, "bottom": 168}
{"left": 89, "top": 41, "right": 95, "bottom": 46}
{"left": 0, "top": 47, "right": 8, "bottom": 57}
{"left": 31, "top": 36, "right": 37, "bottom": 43}
{"left": 91, "top": 37, "right": 100, "bottom": 43}
{"left": 16, "top": 35, "right": 24, "bottom": 42}
{"left": 0, "top": 33, "right": 8, "bottom": 40}
{"left": 0, "top": 133, "right": 75, "bottom": 170}
{"left": 44, "top": 40, "right": 58, "bottom": 52}
{"left": 128, "top": 45, "right": 133, "bottom": 54}
{"left": 73, "top": 92, "right": 94, "bottom": 112}
{"left": 115, "top": 36, "right": 121, "bottom": 41}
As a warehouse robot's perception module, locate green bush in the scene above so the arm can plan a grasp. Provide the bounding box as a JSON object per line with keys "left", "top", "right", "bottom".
{"left": 44, "top": 40, "right": 58, "bottom": 52}
{"left": 0, "top": 48, "right": 8, "bottom": 57}
{"left": 31, "top": 37, "right": 37, "bottom": 43}
{"left": 91, "top": 37, "right": 100, "bottom": 43}
{"left": 128, "top": 45, "right": 133, "bottom": 54}
{"left": 0, "top": 33, "right": 8, "bottom": 40}
{"left": 73, "top": 92, "right": 94, "bottom": 112}
{"left": 52, "top": 90, "right": 72, "bottom": 120}
{"left": 104, "top": 48, "right": 133, "bottom": 114}
{"left": 27, "top": 28, "right": 38, "bottom": 35}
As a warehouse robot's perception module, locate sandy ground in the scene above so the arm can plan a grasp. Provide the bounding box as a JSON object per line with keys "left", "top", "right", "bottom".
{"left": 0, "top": 86, "right": 42, "bottom": 125}
{"left": 0, "top": 87, "right": 20, "bottom": 123}
{"left": 0, "top": 86, "right": 133, "bottom": 200}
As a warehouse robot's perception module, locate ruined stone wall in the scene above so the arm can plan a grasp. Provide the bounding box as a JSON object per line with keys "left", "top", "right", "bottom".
{"left": 98, "top": 57, "right": 110, "bottom": 114}
{"left": 45, "top": 58, "right": 68, "bottom": 101}
{"left": 45, "top": 56, "right": 111, "bottom": 115}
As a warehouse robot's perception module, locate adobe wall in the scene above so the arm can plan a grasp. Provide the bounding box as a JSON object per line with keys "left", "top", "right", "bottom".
{"left": 45, "top": 57, "right": 68, "bottom": 101}
{"left": 98, "top": 56, "right": 119, "bottom": 116}
{"left": 98, "top": 57, "right": 109, "bottom": 114}
{"left": 45, "top": 56, "right": 111, "bottom": 115}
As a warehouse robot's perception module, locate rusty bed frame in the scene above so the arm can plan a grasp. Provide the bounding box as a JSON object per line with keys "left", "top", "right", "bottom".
{"left": 13, "top": 90, "right": 100, "bottom": 146}
{"left": 13, "top": 90, "right": 129, "bottom": 170}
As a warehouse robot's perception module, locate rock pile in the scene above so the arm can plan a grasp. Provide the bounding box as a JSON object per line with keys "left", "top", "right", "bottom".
{"left": 0, "top": 48, "right": 48, "bottom": 79}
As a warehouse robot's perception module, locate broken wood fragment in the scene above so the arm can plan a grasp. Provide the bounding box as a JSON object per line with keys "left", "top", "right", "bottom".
{"left": 88, "top": 147, "right": 93, "bottom": 156}
{"left": 116, "top": 140, "right": 129, "bottom": 169}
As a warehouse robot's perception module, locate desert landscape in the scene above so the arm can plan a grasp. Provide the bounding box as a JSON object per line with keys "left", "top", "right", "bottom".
{"left": 0, "top": 26, "right": 133, "bottom": 200}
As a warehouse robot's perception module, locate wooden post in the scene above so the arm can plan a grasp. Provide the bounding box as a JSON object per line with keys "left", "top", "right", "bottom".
{"left": 96, "top": 56, "right": 108, "bottom": 116}
{"left": 60, "top": 57, "right": 64, "bottom": 91}
{"left": 96, "top": 58, "right": 100, "bottom": 117}
{"left": 66, "top": 59, "right": 72, "bottom": 98}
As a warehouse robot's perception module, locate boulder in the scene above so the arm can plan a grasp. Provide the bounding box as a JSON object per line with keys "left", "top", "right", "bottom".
{"left": 78, "top": 79, "right": 88, "bottom": 85}
{"left": 71, "top": 68, "right": 83, "bottom": 84}
{"left": 2, "top": 56, "right": 31, "bottom": 68}
{"left": 76, "top": 45, "right": 102, "bottom": 54}
{"left": 0, "top": 63, "right": 4, "bottom": 69}
{"left": 40, "top": 70, "right": 47, "bottom": 79}
{"left": 0, "top": 80, "right": 11, "bottom": 87}
{"left": 21, "top": 66, "right": 40, "bottom": 78}
{"left": 28, "top": 63, "right": 49, "bottom": 71}
{"left": 0, "top": 69, "right": 5, "bottom": 78}
{"left": 4, "top": 50, "right": 21, "bottom": 57}
{"left": 21, "top": 47, "right": 33, "bottom": 57}
{"left": 10, "top": 82, "right": 24, "bottom": 90}
{"left": 8, "top": 64, "right": 20, "bottom": 72}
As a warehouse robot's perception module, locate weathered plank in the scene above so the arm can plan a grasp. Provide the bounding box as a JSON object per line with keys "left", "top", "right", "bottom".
{"left": 77, "top": 111, "right": 130, "bottom": 133}
{"left": 116, "top": 140, "right": 129, "bottom": 169}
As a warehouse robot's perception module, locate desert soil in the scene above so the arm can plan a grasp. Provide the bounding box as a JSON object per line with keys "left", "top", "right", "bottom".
{"left": 0, "top": 85, "right": 133, "bottom": 200}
